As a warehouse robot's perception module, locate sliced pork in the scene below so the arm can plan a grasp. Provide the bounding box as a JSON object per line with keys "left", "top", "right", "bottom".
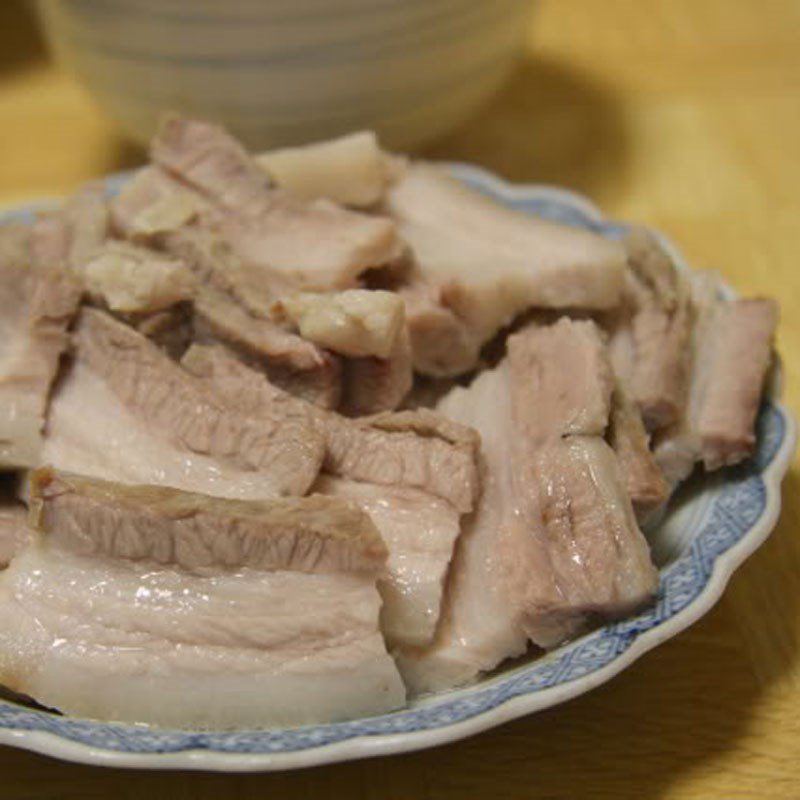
{"left": 341, "top": 326, "right": 413, "bottom": 415}
{"left": 507, "top": 317, "right": 613, "bottom": 438}
{"left": 0, "top": 226, "right": 81, "bottom": 468}
{"left": 151, "top": 117, "right": 402, "bottom": 292}
{"left": 607, "top": 229, "right": 693, "bottom": 432}
{"left": 279, "top": 289, "right": 406, "bottom": 360}
{"left": 607, "top": 383, "right": 668, "bottom": 519}
{"left": 43, "top": 309, "right": 325, "bottom": 499}
{"left": 518, "top": 435, "right": 658, "bottom": 647}
{"left": 181, "top": 344, "right": 479, "bottom": 513}
{"left": 386, "top": 165, "right": 626, "bottom": 376}
{"left": 654, "top": 274, "right": 777, "bottom": 484}
{"left": 397, "top": 365, "right": 528, "bottom": 693}
{"left": 257, "top": 131, "right": 406, "bottom": 208}
{"left": 194, "top": 285, "right": 342, "bottom": 409}
{"left": 31, "top": 183, "right": 109, "bottom": 274}
{"left": 400, "top": 320, "right": 657, "bottom": 693}
{"left": 82, "top": 241, "right": 195, "bottom": 313}
{"left": 314, "top": 475, "right": 461, "bottom": 648}
{"left": 398, "top": 277, "right": 479, "bottom": 377}
{"left": 0, "top": 469, "right": 404, "bottom": 728}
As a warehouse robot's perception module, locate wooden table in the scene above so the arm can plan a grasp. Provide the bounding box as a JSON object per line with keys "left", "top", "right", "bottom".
{"left": 1, "top": 0, "right": 798, "bottom": 796}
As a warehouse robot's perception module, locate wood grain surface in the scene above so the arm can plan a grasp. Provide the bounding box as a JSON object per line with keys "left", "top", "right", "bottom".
{"left": 0, "top": 1, "right": 798, "bottom": 797}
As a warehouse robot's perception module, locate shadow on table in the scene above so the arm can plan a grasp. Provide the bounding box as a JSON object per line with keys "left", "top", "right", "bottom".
{"left": 425, "top": 53, "right": 631, "bottom": 206}
{"left": 0, "top": 1, "right": 47, "bottom": 74}
{"left": 1, "top": 469, "right": 796, "bottom": 799}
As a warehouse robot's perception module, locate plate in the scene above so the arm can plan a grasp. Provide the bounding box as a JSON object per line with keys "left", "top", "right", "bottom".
{"left": 0, "top": 165, "right": 794, "bottom": 771}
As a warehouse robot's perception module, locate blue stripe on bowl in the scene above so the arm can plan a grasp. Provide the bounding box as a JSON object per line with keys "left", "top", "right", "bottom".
{"left": 67, "top": 0, "right": 477, "bottom": 27}
{"left": 78, "top": 50, "right": 513, "bottom": 120}
{"left": 59, "top": 2, "right": 520, "bottom": 68}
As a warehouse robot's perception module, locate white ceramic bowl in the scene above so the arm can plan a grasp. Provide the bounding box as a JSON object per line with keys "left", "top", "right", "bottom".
{"left": 0, "top": 164, "right": 793, "bottom": 771}
{"left": 34, "top": 0, "right": 533, "bottom": 150}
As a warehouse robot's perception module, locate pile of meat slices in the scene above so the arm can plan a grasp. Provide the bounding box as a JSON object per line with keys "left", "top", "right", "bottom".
{"left": 0, "top": 118, "right": 777, "bottom": 729}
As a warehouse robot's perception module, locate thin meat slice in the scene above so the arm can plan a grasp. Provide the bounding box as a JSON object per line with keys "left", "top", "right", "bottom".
{"left": 607, "top": 383, "right": 668, "bottom": 519}
{"left": 507, "top": 323, "right": 656, "bottom": 644}
{"left": 0, "top": 226, "right": 81, "bottom": 468}
{"left": 0, "top": 469, "right": 404, "bottom": 728}
{"left": 323, "top": 409, "right": 479, "bottom": 514}
{"left": 400, "top": 321, "right": 657, "bottom": 693}
{"left": 278, "top": 289, "right": 412, "bottom": 411}
{"left": 82, "top": 241, "right": 195, "bottom": 313}
{"left": 43, "top": 309, "right": 325, "bottom": 499}
{"left": 507, "top": 317, "right": 613, "bottom": 439}
{"left": 194, "top": 285, "right": 342, "bottom": 409}
{"left": 278, "top": 289, "right": 406, "bottom": 359}
{"left": 623, "top": 229, "right": 693, "bottom": 431}
{"left": 152, "top": 115, "right": 275, "bottom": 215}
{"left": 134, "top": 304, "right": 194, "bottom": 359}
{"left": 151, "top": 117, "right": 402, "bottom": 291}
{"left": 314, "top": 475, "right": 461, "bottom": 648}
{"left": 256, "top": 130, "right": 406, "bottom": 208}
{"left": 397, "top": 365, "right": 529, "bottom": 693}
{"left": 385, "top": 165, "right": 626, "bottom": 375}
{"left": 520, "top": 435, "right": 658, "bottom": 647}
{"left": 694, "top": 298, "right": 777, "bottom": 468}
{"left": 398, "top": 277, "right": 479, "bottom": 377}
{"left": 31, "top": 469, "right": 388, "bottom": 574}
{"left": 110, "top": 165, "right": 207, "bottom": 241}
{"left": 31, "top": 183, "right": 109, "bottom": 274}
{"left": 182, "top": 344, "right": 479, "bottom": 513}
{"left": 341, "top": 326, "right": 413, "bottom": 415}
{"left": 655, "top": 275, "right": 777, "bottom": 483}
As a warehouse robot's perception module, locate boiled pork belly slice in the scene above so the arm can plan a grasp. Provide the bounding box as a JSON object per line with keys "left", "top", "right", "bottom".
{"left": 385, "top": 165, "right": 626, "bottom": 376}
{"left": 182, "top": 344, "right": 480, "bottom": 514}
{"left": 396, "top": 365, "right": 529, "bottom": 693}
{"left": 151, "top": 114, "right": 275, "bottom": 215}
{"left": 256, "top": 131, "right": 406, "bottom": 208}
{"left": 397, "top": 277, "right": 479, "bottom": 378}
{"left": 341, "top": 326, "right": 413, "bottom": 416}
{"left": 506, "top": 317, "right": 613, "bottom": 439}
{"left": 277, "top": 288, "right": 414, "bottom": 413}
{"left": 194, "top": 285, "right": 342, "bottom": 409}
{"left": 82, "top": 241, "right": 196, "bottom": 314}
{"left": 31, "top": 183, "right": 109, "bottom": 275}
{"left": 606, "top": 229, "right": 693, "bottom": 433}
{"left": 691, "top": 297, "right": 777, "bottom": 469}
{"left": 314, "top": 475, "right": 461, "bottom": 649}
{"left": 607, "top": 383, "right": 668, "bottom": 520}
{"left": 518, "top": 435, "right": 659, "bottom": 648}
{"left": 400, "top": 320, "right": 657, "bottom": 693}
{"left": 150, "top": 117, "right": 402, "bottom": 291}
{"left": 43, "top": 309, "right": 325, "bottom": 499}
{"left": 278, "top": 289, "right": 405, "bottom": 360}
{"left": 0, "top": 469, "right": 404, "bottom": 728}
{"left": 508, "top": 322, "right": 657, "bottom": 647}
{"left": 654, "top": 273, "right": 778, "bottom": 485}
{"left": 625, "top": 229, "right": 694, "bottom": 432}
{"left": 0, "top": 226, "right": 81, "bottom": 468}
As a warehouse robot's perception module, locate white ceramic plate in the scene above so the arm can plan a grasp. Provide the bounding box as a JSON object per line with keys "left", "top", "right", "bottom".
{"left": 0, "top": 165, "right": 793, "bottom": 771}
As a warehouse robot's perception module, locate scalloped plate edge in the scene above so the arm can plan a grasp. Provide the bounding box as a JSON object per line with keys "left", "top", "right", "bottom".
{"left": 0, "top": 166, "right": 793, "bottom": 771}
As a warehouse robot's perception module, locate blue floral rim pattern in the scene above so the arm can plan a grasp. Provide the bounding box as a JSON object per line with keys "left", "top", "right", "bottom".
{"left": 0, "top": 166, "right": 793, "bottom": 765}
